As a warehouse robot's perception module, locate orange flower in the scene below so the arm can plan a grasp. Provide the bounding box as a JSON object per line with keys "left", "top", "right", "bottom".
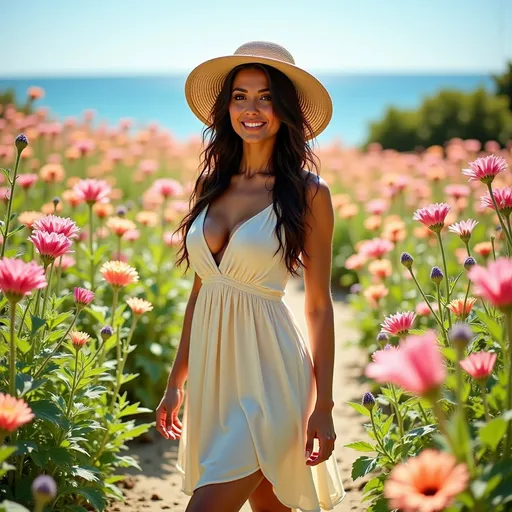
{"left": 93, "top": 202, "right": 114, "bottom": 219}
{"left": 0, "top": 393, "right": 35, "bottom": 432}
{"left": 338, "top": 203, "right": 359, "bottom": 219}
{"left": 126, "top": 297, "right": 153, "bottom": 316}
{"left": 363, "top": 284, "right": 389, "bottom": 308}
{"left": 368, "top": 259, "right": 392, "bottom": 280}
{"left": 100, "top": 260, "right": 139, "bottom": 288}
{"left": 62, "top": 189, "right": 84, "bottom": 208}
{"left": 69, "top": 330, "right": 90, "bottom": 350}
{"left": 106, "top": 217, "right": 137, "bottom": 237}
{"left": 39, "top": 163, "right": 65, "bottom": 183}
{"left": 136, "top": 211, "right": 159, "bottom": 227}
{"left": 364, "top": 215, "right": 382, "bottom": 231}
{"left": 27, "top": 86, "right": 45, "bottom": 100}
{"left": 447, "top": 297, "right": 478, "bottom": 319}
{"left": 18, "top": 211, "right": 44, "bottom": 229}
{"left": 474, "top": 241, "right": 493, "bottom": 258}
{"left": 384, "top": 449, "right": 469, "bottom": 512}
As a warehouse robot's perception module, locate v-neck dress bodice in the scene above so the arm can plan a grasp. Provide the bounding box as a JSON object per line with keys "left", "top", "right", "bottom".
{"left": 176, "top": 204, "right": 345, "bottom": 511}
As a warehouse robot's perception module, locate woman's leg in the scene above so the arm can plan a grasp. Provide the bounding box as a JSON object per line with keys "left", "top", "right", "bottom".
{"left": 248, "top": 476, "right": 292, "bottom": 512}
{"left": 185, "top": 470, "right": 264, "bottom": 512}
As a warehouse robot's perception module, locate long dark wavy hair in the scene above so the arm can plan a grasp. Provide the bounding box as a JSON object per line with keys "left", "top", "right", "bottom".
{"left": 175, "top": 63, "right": 320, "bottom": 276}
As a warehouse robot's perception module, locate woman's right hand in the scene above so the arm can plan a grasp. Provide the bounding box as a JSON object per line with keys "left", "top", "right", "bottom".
{"left": 156, "top": 387, "right": 185, "bottom": 440}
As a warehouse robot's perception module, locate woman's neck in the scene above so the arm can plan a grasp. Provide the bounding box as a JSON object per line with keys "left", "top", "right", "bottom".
{"left": 239, "top": 139, "right": 275, "bottom": 178}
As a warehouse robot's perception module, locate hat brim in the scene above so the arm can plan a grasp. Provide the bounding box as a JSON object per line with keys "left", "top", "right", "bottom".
{"left": 184, "top": 54, "right": 333, "bottom": 140}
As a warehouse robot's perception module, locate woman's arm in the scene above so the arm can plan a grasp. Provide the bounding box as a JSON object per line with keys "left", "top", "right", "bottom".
{"left": 302, "top": 175, "right": 337, "bottom": 466}
{"left": 166, "top": 272, "right": 202, "bottom": 389}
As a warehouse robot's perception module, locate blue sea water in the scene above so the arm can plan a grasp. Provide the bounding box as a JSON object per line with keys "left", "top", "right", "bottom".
{"left": 0, "top": 74, "right": 495, "bottom": 146}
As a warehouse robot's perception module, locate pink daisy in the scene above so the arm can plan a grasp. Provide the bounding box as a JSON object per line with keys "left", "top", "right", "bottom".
{"left": 462, "top": 155, "right": 508, "bottom": 184}
{"left": 413, "top": 203, "right": 451, "bottom": 233}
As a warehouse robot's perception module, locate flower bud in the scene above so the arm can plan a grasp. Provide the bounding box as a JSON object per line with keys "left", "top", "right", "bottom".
{"left": 400, "top": 252, "right": 414, "bottom": 269}
{"left": 376, "top": 331, "right": 389, "bottom": 344}
{"left": 116, "top": 205, "right": 128, "bottom": 217}
{"left": 464, "top": 256, "right": 476, "bottom": 271}
{"left": 52, "top": 196, "right": 60, "bottom": 207}
{"left": 15, "top": 133, "right": 29, "bottom": 153}
{"left": 362, "top": 392, "right": 375, "bottom": 411}
{"left": 449, "top": 323, "right": 473, "bottom": 353}
{"left": 100, "top": 325, "right": 114, "bottom": 341}
{"left": 430, "top": 266, "right": 444, "bottom": 285}
{"left": 32, "top": 475, "right": 57, "bottom": 505}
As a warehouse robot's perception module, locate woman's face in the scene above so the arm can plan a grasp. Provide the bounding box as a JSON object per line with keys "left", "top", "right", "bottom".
{"left": 228, "top": 67, "right": 281, "bottom": 144}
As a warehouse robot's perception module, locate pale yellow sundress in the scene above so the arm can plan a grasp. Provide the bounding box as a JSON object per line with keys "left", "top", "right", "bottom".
{"left": 176, "top": 202, "right": 345, "bottom": 511}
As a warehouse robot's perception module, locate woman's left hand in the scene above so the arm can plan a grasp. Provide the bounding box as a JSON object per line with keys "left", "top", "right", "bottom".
{"left": 304, "top": 406, "right": 336, "bottom": 466}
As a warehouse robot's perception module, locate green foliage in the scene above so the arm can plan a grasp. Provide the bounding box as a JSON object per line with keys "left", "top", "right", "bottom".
{"left": 366, "top": 87, "right": 512, "bottom": 151}
{"left": 492, "top": 61, "right": 512, "bottom": 111}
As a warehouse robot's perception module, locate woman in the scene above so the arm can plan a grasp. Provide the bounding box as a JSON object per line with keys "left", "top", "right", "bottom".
{"left": 156, "top": 41, "right": 345, "bottom": 512}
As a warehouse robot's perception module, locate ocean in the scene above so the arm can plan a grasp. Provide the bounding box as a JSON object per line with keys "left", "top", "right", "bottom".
{"left": 0, "top": 74, "right": 495, "bottom": 146}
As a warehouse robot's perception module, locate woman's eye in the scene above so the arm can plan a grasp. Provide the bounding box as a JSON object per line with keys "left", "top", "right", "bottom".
{"left": 261, "top": 95, "right": 272, "bottom": 101}
{"left": 233, "top": 94, "right": 245, "bottom": 100}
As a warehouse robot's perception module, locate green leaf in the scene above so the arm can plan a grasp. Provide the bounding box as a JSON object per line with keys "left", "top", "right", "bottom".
{"left": 70, "top": 465, "right": 99, "bottom": 482}
{"left": 351, "top": 455, "right": 378, "bottom": 480}
{"left": 344, "top": 441, "right": 375, "bottom": 452}
{"left": 380, "top": 414, "right": 395, "bottom": 437}
{"left": 404, "top": 424, "right": 438, "bottom": 440}
{"left": 16, "top": 337, "right": 31, "bottom": 355}
{"left": 479, "top": 417, "right": 507, "bottom": 452}
{"left": 475, "top": 310, "right": 503, "bottom": 341}
{"left": 367, "top": 497, "right": 389, "bottom": 512}
{"left": 346, "top": 401, "right": 370, "bottom": 417}
{"left": 30, "top": 399, "right": 62, "bottom": 425}
{"left": 30, "top": 315, "right": 46, "bottom": 336}
{"left": 0, "top": 446, "right": 16, "bottom": 465}
{"left": 116, "top": 422, "right": 153, "bottom": 443}
{"left": 0, "top": 501, "right": 30, "bottom": 512}
{"left": 46, "top": 447, "right": 74, "bottom": 465}
{"left": 75, "top": 487, "right": 105, "bottom": 511}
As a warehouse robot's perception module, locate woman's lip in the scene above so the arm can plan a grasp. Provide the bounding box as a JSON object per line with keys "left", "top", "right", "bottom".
{"left": 241, "top": 121, "right": 266, "bottom": 128}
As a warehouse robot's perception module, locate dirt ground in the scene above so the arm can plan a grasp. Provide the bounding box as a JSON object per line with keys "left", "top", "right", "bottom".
{"left": 107, "top": 278, "right": 370, "bottom": 512}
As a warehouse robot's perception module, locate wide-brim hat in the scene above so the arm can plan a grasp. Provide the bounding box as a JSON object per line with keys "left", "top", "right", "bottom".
{"left": 184, "top": 41, "right": 333, "bottom": 140}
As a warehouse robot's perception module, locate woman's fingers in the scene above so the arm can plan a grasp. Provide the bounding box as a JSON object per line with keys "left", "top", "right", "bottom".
{"left": 306, "top": 434, "right": 335, "bottom": 466}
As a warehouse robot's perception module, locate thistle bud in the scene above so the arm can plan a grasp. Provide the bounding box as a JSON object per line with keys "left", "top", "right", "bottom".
{"left": 376, "top": 331, "right": 389, "bottom": 344}
{"left": 430, "top": 266, "right": 444, "bottom": 285}
{"left": 32, "top": 475, "right": 57, "bottom": 506}
{"left": 449, "top": 323, "right": 473, "bottom": 353}
{"left": 100, "top": 325, "right": 114, "bottom": 341}
{"left": 400, "top": 252, "right": 414, "bottom": 269}
{"left": 464, "top": 256, "right": 476, "bottom": 271}
{"left": 15, "top": 133, "right": 29, "bottom": 153}
{"left": 362, "top": 392, "right": 375, "bottom": 411}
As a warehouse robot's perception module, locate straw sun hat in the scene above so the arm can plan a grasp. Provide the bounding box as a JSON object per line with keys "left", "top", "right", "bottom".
{"left": 184, "top": 41, "right": 333, "bottom": 139}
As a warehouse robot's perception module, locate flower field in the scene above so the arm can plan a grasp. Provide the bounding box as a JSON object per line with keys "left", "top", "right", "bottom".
{"left": 1, "top": 87, "right": 512, "bottom": 511}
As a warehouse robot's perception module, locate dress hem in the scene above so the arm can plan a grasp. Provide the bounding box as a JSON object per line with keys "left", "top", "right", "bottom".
{"left": 175, "top": 462, "right": 346, "bottom": 511}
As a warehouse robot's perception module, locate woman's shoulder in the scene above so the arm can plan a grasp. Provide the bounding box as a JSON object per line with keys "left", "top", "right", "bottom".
{"left": 300, "top": 170, "right": 331, "bottom": 206}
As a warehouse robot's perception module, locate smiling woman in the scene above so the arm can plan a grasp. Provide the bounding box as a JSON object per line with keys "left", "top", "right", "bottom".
{"left": 155, "top": 41, "right": 345, "bottom": 512}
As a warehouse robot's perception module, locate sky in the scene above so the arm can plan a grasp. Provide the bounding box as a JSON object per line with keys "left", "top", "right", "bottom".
{"left": 1, "top": 0, "right": 511, "bottom": 77}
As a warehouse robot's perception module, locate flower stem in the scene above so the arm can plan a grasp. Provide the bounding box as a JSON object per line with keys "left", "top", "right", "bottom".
{"left": 65, "top": 350, "right": 80, "bottom": 418}
{"left": 487, "top": 183, "right": 512, "bottom": 251}
{"left": 418, "top": 402, "right": 430, "bottom": 424}
{"left": 390, "top": 384, "right": 405, "bottom": 439}
{"left": 436, "top": 231, "right": 452, "bottom": 330}
{"left": 370, "top": 408, "right": 395, "bottom": 464}
{"left": 9, "top": 301, "right": 17, "bottom": 397}
{"left": 0, "top": 152, "right": 21, "bottom": 259}
{"left": 504, "top": 312, "right": 512, "bottom": 457}
{"left": 89, "top": 203, "right": 95, "bottom": 289}
{"left": 436, "top": 283, "right": 449, "bottom": 345}
{"left": 462, "top": 280, "right": 471, "bottom": 321}
{"left": 408, "top": 268, "right": 443, "bottom": 326}
{"left": 40, "top": 262, "right": 54, "bottom": 321}
{"left": 480, "top": 384, "right": 490, "bottom": 421}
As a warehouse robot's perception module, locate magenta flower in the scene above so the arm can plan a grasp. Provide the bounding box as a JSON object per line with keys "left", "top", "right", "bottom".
{"left": 444, "top": 184, "right": 470, "bottom": 200}
{"left": 413, "top": 203, "right": 451, "bottom": 233}
{"left": 0, "top": 258, "right": 47, "bottom": 302}
{"left": 462, "top": 155, "right": 508, "bottom": 184}
{"left": 17, "top": 173, "right": 39, "bottom": 189}
{"left": 381, "top": 311, "right": 416, "bottom": 338}
{"left": 480, "top": 187, "right": 512, "bottom": 216}
{"left": 460, "top": 352, "right": 496, "bottom": 383}
{"left": 448, "top": 219, "right": 478, "bottom": 242}
{"left": 29, "top": 231, "right": 73, "bottom": 265}
{"left": 468, "top": 258, "right": 512, "bottom": 311}
{"left": 152, "top": 178, "right": 184, "bottom": 198}
{"left": 32, "top": 214, "right": 80, "bottom": 239}
{"left": 365, "top": 330, "right": 446, "bottom": 396}
{"left": 73, "top": 179, "right": 111, "bottom": 205}
{"left": 359, "top": 238, "right": 394, "bottom": 259}
{"left": 74, "top": 287, "right": 95, "bottom": 307}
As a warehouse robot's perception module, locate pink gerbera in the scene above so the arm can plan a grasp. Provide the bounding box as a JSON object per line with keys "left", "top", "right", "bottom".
{"left": 32, "top": 214, "right": 80, "bottom": 239}
{"left": 359, "top": 238, "right": 395, "bottom": 259}
{"left": 17, "top": 173, "right": 39, "bottom": 189}
{"left": 152, "top": 178, "right": 184, "bottom": 198}
{"left": 480, "top": 187, "right": 512, "bottom": 216}
{"left": 381, "top": 311, "right": 416, "bottom": 338}
{"left": 462, "top": 154, "right": 508, "bottom": 184}
{"left": 29, "top": 231, "right": 73, "bottom": 266}
{"left": 0, "top": 393, "right": 35, "bottom": 432}
{"left": 468, "top": 257, "right": 512, "bottom": 311}
{"left": 448, "top": 219, "right": 478, "bottom": 242}
{"left": 413, "top": 203, "right": 451, "bottom": 233}
{"left": 74, "top": 287, "right": 95, "bottom": 307}
{"left": 460, "top": 352, "right": 497, "bottom": 383}
{"left": 73, "top": 179, "right": 111, "bottom": 205}
{"left": 0, "top": 258, "right": 47, "bottom": 302}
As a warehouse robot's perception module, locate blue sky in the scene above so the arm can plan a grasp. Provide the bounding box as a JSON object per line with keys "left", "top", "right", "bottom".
{"left": 2, "top": 0, "right": 511, "bottom": 76}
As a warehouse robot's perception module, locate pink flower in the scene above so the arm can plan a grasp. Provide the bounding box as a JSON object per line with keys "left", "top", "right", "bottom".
{"left": 462, "top": 154, "right": 508, "bottom": 184}
{"left": 163, "top": 231, "right": 182, "bottom": 247}
{"left": 138, "top": 159, "right": 158, "bottom": 175}
{"left": 17, "top": 173, "right": 39, "bottom": 189}
{"left": 69, "top": 331, "right": 90, "bottom": 350}
{"left": 74, "top": 287, "right": 94, "bottom": 307}
{"left": 32, "top": 214, "right": 80, "bottom": 239}
{"left": 460, "top": 352, "right": 497, "bottom": 382}
{"left": 480, "top": 187, "right": 512, "bottom": 216}
{"left": 413, "top": 203, "right": 451, "bottom": 233}
{"left": 29, "top": 231, "right": 73, "bottom": 265}
{"left": 73, "top": 179, "right": 111, "bottom": 205}
{"left": 415, "top": 301, "right": 437, "bottom": 317}
{"left": 448, "top": 219, "right": 478, "bottom": 242}
{"left": 100, "top": 260, "right": 139, "bottom": 288}
{"left": 152, "top": 178, "right": 184, "bottom": 198}
{"left": 468, "top": 258, "right": 512, "bottom": 311}
{"left": 55, "top": 255, "right": 75, "bottom": 270}
{"left": 0, "top": 258, "right": 47, "bottom": 302}
{"left": 0, "top": 393, "right": 35, "bottom": 432}
{"left": 365, "top": 199, "right": 388, "bottom": 215}
{"left": 359, "top": 238, "right": 394, "bottom": 259}
{"left": 381, "top": 311, "right": 416, "bottom": 338}
{"left": 365, "top": 330, "right": 446, "bottom": 396}
{"left": 444, "top": 184, "right": 470, "bottom": 200}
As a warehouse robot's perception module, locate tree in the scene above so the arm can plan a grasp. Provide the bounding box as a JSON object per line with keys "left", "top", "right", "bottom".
{"left": 492, "top": 60, "right": 512, "bottom": 111}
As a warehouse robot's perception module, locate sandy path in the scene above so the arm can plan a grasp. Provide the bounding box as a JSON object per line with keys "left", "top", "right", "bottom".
{"left": 108, "top": 278, "right": 369, "bottom": 512}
